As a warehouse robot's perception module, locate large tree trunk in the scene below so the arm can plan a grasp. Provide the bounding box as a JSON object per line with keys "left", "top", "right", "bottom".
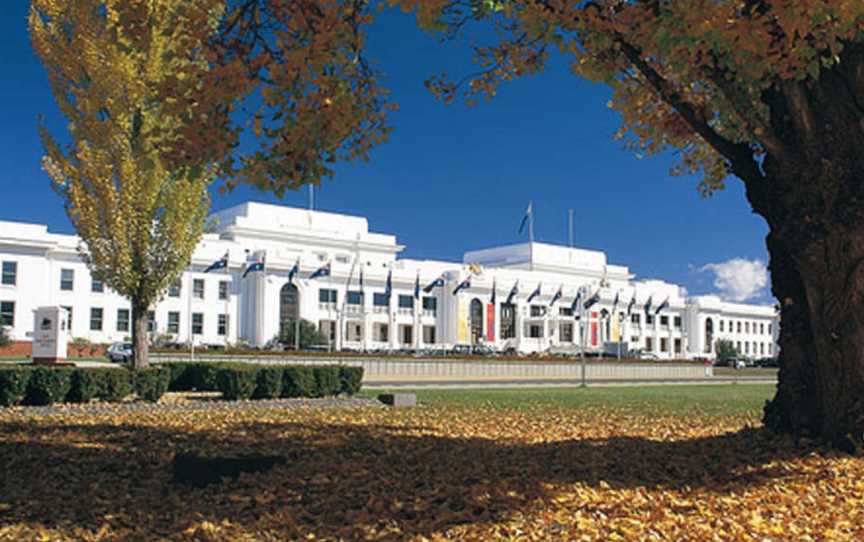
{"left": 131, "top": 300, "right": 150, "bottom": 370}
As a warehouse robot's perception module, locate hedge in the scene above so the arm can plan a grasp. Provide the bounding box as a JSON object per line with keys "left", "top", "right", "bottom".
{"left": 0, "top": 363, "right": 363, "bottom": 407}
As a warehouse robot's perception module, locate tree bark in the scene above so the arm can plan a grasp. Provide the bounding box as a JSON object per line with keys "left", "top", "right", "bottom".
{"left": 131, "top": 300, "right": 150, "bottom": 370}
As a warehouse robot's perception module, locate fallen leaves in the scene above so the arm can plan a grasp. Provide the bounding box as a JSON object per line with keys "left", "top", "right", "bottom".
{"left": 0, "top": 401, "right": 862, "bottom": 541}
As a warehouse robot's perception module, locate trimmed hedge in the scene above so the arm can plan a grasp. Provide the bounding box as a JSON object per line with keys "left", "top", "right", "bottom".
{"left": 215, "top": 366, "right": 259, "bottom": 400}
{"left": 281, "top": 366, "right": 316, "bottom": 398}
{"left": 135, "top": 367, "right": 171, "bottom": 402}
{"left": 339, "top": 366, "right": 363, "bottom": 396}
{"left": 313, "top": 366, "right": 341, "bottom": 397}
{"left": 26, "top": 367, "right": 74, "bottom": 406}
{"left": 99, "top": 369, "right": 134, "bottom": 402}
{"left": 166, "top": 362, "right": 222, "bottom": 392}
{"left": 0, "top": 367, "right": 30, "bottom": 406}
{"left": 254, "top": 367, "right": 284, "bottom": 399}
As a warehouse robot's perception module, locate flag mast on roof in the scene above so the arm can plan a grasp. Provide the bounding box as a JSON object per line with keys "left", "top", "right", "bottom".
{"left": 518, "top": 201, "right": 534, "bottom": 271}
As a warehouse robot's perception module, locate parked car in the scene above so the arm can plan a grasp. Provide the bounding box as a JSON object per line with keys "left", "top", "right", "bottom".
{"left": 632, "top": 350, "right": 658, "bottom": 361}
{"left": 756, "top": 357, "right": 779, "bottom": 368}
{"left": 106, "top": 342, "right": 132, "bottom": 363}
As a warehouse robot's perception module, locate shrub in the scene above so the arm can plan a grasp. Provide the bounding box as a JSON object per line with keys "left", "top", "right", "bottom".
{"left": 135, "top": 367, "right": 171, "bottom": 402}
{"left": 279, "top": 319, "right": 330, "bottom": 349}
{"left": 25, "top": 367, "right": 74, "bottom": 405}
{"left": 165, "top": 362, "right": 222, "bottom": 391}
{"left": 0, "top": 326, "right": 11, "bottom": 349}
{"left": 98, "top": 369, "right": 134, "bottom": 402}
{"left": 70, "top": 337, "right": 92, "bottom": 358}
{"left": 166, "top": 363, "right": 195, "bottom": 391}
{"left": 68, "top": 369, "right": 106, "bottom": 403}
{"left": 281, "top": 366, "right": 316, "bottom": 398}
{"left": 0, "top": 367, "right": 31, "bottom": 406}
{"left": 216, "top": 366, "right": 258, "bottom": 400}
{"left": 339, "top": 366, "right": 364, "bottom": 396}
{"left": 253, "top": 367, "right": 284, "bottom": 399}
{"left": 191, "top": 363, "right": 222, "bottom": 391}
{"left": 313, "top": 366, "right": 341, "bottom": 397}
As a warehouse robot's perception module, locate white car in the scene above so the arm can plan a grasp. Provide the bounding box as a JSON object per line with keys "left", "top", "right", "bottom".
{"left": 637, "top": 351, "right": 659, "bottom": 361}
{"left": 106, "top": 342, "right": 133, "bottom": 363}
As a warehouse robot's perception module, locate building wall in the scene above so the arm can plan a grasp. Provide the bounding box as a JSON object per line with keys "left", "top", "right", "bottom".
{"left": 0, "top": 204, "right": 779, "bottom": 359}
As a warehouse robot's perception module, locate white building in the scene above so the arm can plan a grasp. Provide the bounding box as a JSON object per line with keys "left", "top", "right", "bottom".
{"left": 0, "top": 201, "right": 779, "bottom": 359}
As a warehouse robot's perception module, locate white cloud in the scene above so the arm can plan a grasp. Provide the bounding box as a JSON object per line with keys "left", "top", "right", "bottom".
{"left": 699, "top": 258, "right": 768, "bottom": 302}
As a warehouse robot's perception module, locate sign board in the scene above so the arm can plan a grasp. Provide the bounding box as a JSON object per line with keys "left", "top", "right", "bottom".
{"left": 32, "top": 306, "right": 69, "bottom": 364}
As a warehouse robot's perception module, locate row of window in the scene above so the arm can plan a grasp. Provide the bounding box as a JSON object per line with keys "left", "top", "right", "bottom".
{"left": 637, "top": 337, "right": 684, "bottom": 354}
{"left": 718, "top": 319, "right": 772, "bottom": 336}
{"left": 51, "top": 269, "right": 232, "bottom": 301}
{"left": 49, "top": 306, "right": 229, "bottom": 336}
{"left": 629, "top": 313, "right": 683, "bottom": 328}
{"left": 736, "top": 340, "right": 773, "bottom": 356}
{"left": 320, "top": 289, "right": 438, "bottom": 311}
{"left": 338, "top": 321, "right": 437, "bottom": 344}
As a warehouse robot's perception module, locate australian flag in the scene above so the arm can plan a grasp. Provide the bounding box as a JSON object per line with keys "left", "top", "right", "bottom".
{"left": 288, "top": 258, "right": 300, "bottom": 284}
{"left": 242, "top": 255, "right": 265, "bottom": 278}
{"left": 654, "top": 296, "right": 670, "bottom": 315}
{"left": 490, "top": 278, "right": 497, "bottom": 305}
{"left": 385, "top": 269, "right": 393, "bottom": 299}
{"left": 583, "top": 290, "right": 600, "bottom": 310}
{"left": 644, "top": 295, "right": 653, "bottom": 316}
{"left": 309, "top": 262, "right": 331, "bottom": 280}
{"left": 359, "top": 267, "right": 364, "bottom": 290}
{"left": 452, "top": 276, "right": 471, "bottom": 295}
{"left": 518, "top": 201, "right": 533, "bottom": 234}
{"left": 549, "top": 284, "right": 563, "bottom": 307}
{"left": 526, "top": 283, "right": 541, "bottom": 303}
{"left": 505, "top": 281, "right": 519, "bottom": 305}
{"left": 612, "top": 291, "right": 619, "bottom": 311}
{"left": 423, "top": 274, "right": 445, "bottom": 293}
{"left": 627, "top": 296, "right": 636, "bottom": 315}
{"left": 414, "top": 273, "right": 420, "bottom": 300}
{"left": 204, "top": 251, "right": 228, "bottom": 273}
{"left": 570, "top": 290, "right": 582, "bottom": 312}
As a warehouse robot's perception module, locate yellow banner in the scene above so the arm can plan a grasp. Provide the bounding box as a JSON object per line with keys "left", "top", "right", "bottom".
{"left": 611, "top": 315, "right": 620, "bottom": 342}
{"left": 457, "top": 299, "right": 469, "bottom": 343}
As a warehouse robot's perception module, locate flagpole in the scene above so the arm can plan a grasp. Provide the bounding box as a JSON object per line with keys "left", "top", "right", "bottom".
{"left": 528, "top": 200, "right": 534, "bottom": 272}
{"left": 187, "top": 268, "right": 194, "bottom": 362}
{"left": 568, "top": 209, "right": 573, "bottom": 249}
{"left": 224, "top": 253, "right": 230, "bottom": 350}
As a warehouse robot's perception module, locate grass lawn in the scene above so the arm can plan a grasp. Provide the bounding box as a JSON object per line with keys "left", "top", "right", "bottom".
{"left": 1, "top": 384, "right": 861, "bottom": 541}
{"left": 362, "top": 383, "right": 776, "bottom": 416}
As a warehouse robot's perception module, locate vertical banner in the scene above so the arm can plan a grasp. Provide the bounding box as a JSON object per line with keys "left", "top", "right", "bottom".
{"left": 611, "top": 314, "right": 620, "bottom": 342}
{"left": 591, "top": 311, "right": 599, "bottom": 346}
{"left": 486, "top": 304, "right": 495, "bottom": 342}
{"left": 457, "top": 299, "right": 469, "bottom": 343}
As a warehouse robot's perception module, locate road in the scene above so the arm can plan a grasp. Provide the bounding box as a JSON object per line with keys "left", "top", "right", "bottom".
{"left": 364, "top": 376, "right": 777, "bottom": 389}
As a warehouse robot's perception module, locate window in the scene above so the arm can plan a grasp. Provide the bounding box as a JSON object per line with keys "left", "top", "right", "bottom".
{"left": 422, "top": 296, "right": 437, "bottom": 314}
{"left": 1, "top": 262, "right": 17, "bottom": 285}
{"left": 745, "top": 342, "right": 750, "bottom": 354}
{"left": 660, "top": 338, "right": 668, "bottom": 352}
{"left": 768, "top": 323, "right": 773, "bottom": 335}
{"left": 500, "top": 303, "right": 516, "bottom": 339}
{"left": 559, "top": 307, "right": 573, "bottom": 316}
{"left": 719, "top": 320, "right": 725, "bottom": 332}
{"left": 646, "top": 314, "right": 654, "bottom": 325}
{"left": 660, "top": 315, "right": 669, "bottom": 327}
{"left": 335, "top": 255, "right": 350, "bottom": 264}
{"left": 147, "top": 311, "right": 156, "bottom": 333}
{"left": 400, "top": 325, "right": 413, "bottom": 345}
{"left": 218, "top": 314, "right": 229, "bottom": 336}
{"left": 60, "top": 269, "right": 74, "bottom": 291}
{"left": 193, "top": 279, "right": 205, "bottom": 299}
{"left": 91, "top": 278, "right": 104, "bottom": 293}
{"left": 760, "top": 323, "right": 765, "bottom": 335}
{"left": 736, "top": 321, "right": 742, "bottom": 333}
{"left": 760, "top": 343, "right": 765, "bottom": 355}
{"left": 645, "top": 337, "right": 654, "bottom": 351}
{"left": 674, "top": 338, "right": 682, "bottom": 354}
{"left": 374, "top": 322, "right": 389, "bottom": 342}
{"left": 559, "top": 322, "right": 573, "bottom": 342}
{"left": 398, "top": 295, "right": 414, "bottom": 309}
{"left": 745, "top": 322, "right": 750, "bottom": 334}
{"left": 117, "top": 309, "right": 130, "bottom": 332}
{"left": 673, "top": 316, "right": 682, "bottom": 329}
{"left": 192, "top": 313, "right": 203, "bottom": 335}
{"left": 0, "top": 301, "right": 14, "bottom": 327}
{"left": 631, "top": 336, "right": 639, "bottom": 344}
{"left": 736, "top": 340, "right": 742, "bottom": 351}
{"left": 530, "top": 305, "right": 546, "bottom": 317}
{"left": 347, "top": 291, "right": 363, "bottom": 305}
{"left": 423, "top": 325, "right": 436, "bottom": 344}
{"left": 528, "top": 324, "right": 543, "bottom": 338}
{"left": 373, "top": 293, "right": 389, "bottom": 307}
{"left": 768, "top": 344, "right": 773, "bottom": 355}
{"left": 167, "top": 312, "right": 180, "bottom": 334}
{"left": 168, "top": 280, "right": 181, "bottom": 298}
{"left": 62, "top": 306, "right": 73, "bottom": 329}
{"left": 319, "top": 289, "right": 337, "bottom": 305}
{"left": 346, "top": 322, "right": 364, "bottom": 342}
{"left": 89, "top": 308, "right": 103, "bottom": 331}
{"left": 219, "top": 281, "right": 229, "bottom": 301}
{"left": 630, "top": 313, "right": 641, "bottom": 324}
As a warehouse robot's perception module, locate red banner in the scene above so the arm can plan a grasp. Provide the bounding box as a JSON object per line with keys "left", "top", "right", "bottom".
{"left": 591, "top": 311, "right": 599, "bottom": 346}
{"left": 486, "top": 304, "right": 495, "bottom": 342}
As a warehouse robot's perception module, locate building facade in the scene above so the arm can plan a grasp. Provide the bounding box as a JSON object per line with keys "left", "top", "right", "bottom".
{"left": 0, "top": 202, "right": 779, "bottom": 359}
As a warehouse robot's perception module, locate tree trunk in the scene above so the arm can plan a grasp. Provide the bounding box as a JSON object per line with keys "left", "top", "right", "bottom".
{"left": 131, "top": 301, "right": 150, "bottom": 370}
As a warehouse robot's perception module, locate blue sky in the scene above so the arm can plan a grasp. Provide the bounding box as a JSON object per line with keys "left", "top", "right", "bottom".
{"left": 0, "top": 3, "right": 772, "bottom": 303}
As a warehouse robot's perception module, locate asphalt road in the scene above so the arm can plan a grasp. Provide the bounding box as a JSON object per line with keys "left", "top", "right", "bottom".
{"left": 364, "top": 376, "right": 777, "bottom": 389}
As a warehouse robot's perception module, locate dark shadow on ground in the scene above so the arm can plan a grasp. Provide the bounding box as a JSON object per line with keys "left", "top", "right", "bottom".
{"left": 0, "top": 417, "right": 815, "bottom": 540}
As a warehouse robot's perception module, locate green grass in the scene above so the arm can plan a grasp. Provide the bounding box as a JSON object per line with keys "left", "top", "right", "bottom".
{"left": 362, "top": 384, "right": 776, "bottom": 416}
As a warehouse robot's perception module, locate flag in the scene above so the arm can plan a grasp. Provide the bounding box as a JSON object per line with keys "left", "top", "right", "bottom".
{"left": 527, "top": 282, "right": 541, "bottom": 303}
{"left": 359, "top": 267, "right": 364, "bottom": 290}
{"left": 644, "top": 295, "right": 653, "bottom": 315}
{"left": 505, "top": 281, "right": 519, "bottom": 305}
{"left": 627, "top": 296, "right": 636, "bottom": 315}
{"left": 518, "top": 201, "right": 532, "bottom": 234}
{"left": 490, "top": 278, "right": 497, "bottom": 305}
{"left": 384, "top": 269, "right": 393, "bottom": 299}
{"left": 204, "top": 251, "right": 228, "bottom": 273}
{"left": 288, "top": 258, "right": 300, "bottom": 284}
{"left": 452, "top": 276, "right": 471, "bottom": 295}
{"left": 654, "top": 296, "right": 670, "bottom": 315}
{"left": 242, "top": 255, "right": 265, "bottom": 278}
{"left": 309, "top": 262, "right": 331, "bottom": 280}
{"left": 414, "top": 273, "right": 420, "bottom": 300}
{"left": 570, "top": 290, "right": 582, "bottom": 312}
{"left": 549, "top": 284, "right": 563, "bottom": 307}
{"left": 583, "top": 290, "right": 600, "bottom": 309}
{"left": 612, "top": 291, "right": 620, "bottom": 311}
{"left": 423, "top": 274, "right": 445, "bottom": 293}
